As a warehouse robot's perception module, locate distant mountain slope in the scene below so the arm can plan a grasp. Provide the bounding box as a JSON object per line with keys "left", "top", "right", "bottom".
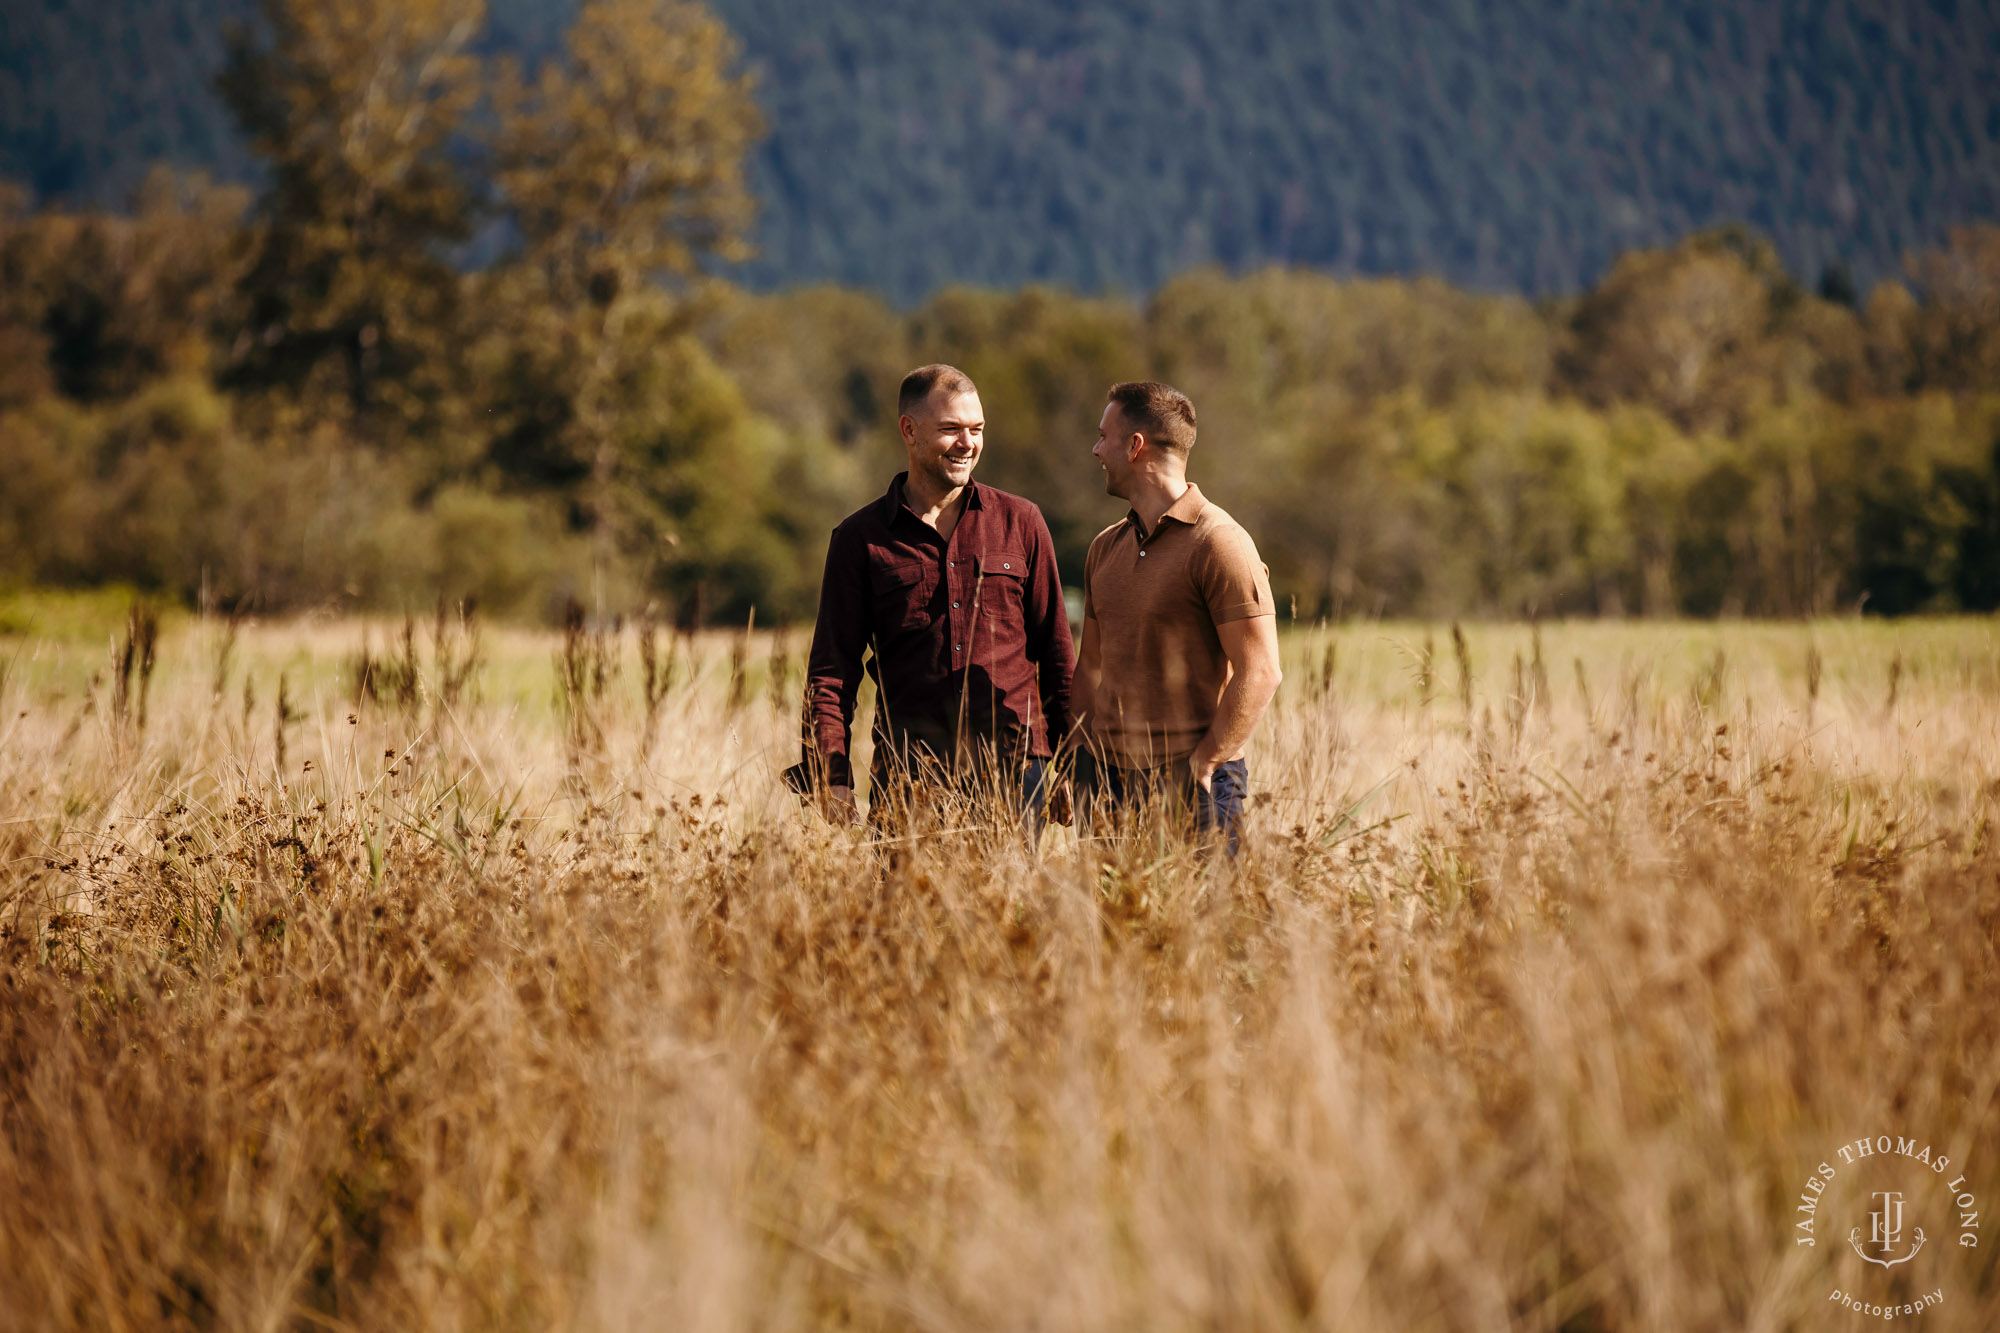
{"left": 6, "top": 0, "right": 1998, "bottom": 301}
{"left": 0, "top": 0, "right": 253, "bottom": 198}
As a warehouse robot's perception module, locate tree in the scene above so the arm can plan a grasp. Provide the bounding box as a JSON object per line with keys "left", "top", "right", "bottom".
{"left": 1904, "top": 225, "right": 2000, "bottom": 393}
{"left": 489, "top": 0, "right": 761, "bottom": 610}
{"left": 0, "top": 172, "right": 250, "bottom": 409}
{"left": 218, "top": 0, "right": 485, "bottom": 440}
{"left": 1559, "top": 228, "right": 1795, "bottom": 434}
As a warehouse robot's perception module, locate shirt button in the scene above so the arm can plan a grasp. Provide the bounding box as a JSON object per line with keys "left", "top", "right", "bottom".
{"left": 1140, "top": 550, "right": 1148, "bottom": 557}
{"left": 952, "top": 601, "right": 960, "bottom": 608}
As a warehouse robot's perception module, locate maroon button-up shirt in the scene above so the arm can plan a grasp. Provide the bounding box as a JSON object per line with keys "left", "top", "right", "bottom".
{"left": 804, "top": 474, "right": 1075, "bottom": 788}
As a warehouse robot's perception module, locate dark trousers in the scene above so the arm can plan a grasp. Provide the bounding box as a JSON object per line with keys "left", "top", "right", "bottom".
{"left": 1073, "top": 750, "right": 1248, "bottom": 853}
{"left": 866, "top": 749, "right": 1050, "bottom": 841}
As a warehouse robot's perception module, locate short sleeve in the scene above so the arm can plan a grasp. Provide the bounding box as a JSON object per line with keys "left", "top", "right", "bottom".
{"left": 1194, "top": 523, "right": 1274, "bottom": 624}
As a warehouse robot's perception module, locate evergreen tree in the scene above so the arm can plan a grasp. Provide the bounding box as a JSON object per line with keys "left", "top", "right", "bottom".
{"left": 217, "top": 0, "right": 485, "bottom": 441}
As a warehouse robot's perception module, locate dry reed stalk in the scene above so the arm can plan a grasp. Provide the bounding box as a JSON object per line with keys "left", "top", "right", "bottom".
{"left": 110, "top": 602, "right": 158, "bottom": 731}
{"left": 1573, "top": 655, "right": 1596, "bottom": 739}
{"left": 555, "top": 599, "right": 623, "bottom": 783}
{"left": 728, "top": 608, "right": 756, "bottom": 713}
{"left": 766, "top": 631, "right": 794, "bottom": 715}
{"left": 1529, "top": 620, "right": 1549, "bottom": 711}
{"left": 1508, "top": 650, "right": 1529, "bottom": 746}
{"left": 1451, "top": 620, "right": 1474, "bottom": 716}
{"left": 208, "top": 611, "right": 238, "bottom": 705}
{"left": 637, "top": 612, "right": 675, "bottom": 760}
{"left": 429, "top": 595, "right": 483, "bottom": 712}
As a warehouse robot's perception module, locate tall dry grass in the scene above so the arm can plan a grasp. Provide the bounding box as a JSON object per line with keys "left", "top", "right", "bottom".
{"left": 2, "top": 607, "right": 1996, "bottom": 1330}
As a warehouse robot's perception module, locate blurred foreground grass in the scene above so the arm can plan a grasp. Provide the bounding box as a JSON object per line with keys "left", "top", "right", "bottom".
{"left": 2, "top": 596, "right": 1997, "bottom": 1329}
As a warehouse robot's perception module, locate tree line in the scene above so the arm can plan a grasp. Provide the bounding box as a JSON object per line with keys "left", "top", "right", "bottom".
{"left": 2, "top": 0, "right": 1997, "bottom": 623}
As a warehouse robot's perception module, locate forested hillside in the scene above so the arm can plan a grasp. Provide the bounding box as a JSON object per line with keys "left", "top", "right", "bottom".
{"left": 5, "top": 0, "right": 1998, "bottom": 301}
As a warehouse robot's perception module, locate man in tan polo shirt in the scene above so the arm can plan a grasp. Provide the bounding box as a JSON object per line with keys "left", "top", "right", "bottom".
{"left": 1071, "top": 380, "right": 1283, "bottom": 847}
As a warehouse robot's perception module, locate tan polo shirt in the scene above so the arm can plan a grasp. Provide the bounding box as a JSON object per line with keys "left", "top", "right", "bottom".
{"left": 1079, "top": 484, "right": 1274, "bottom": 766}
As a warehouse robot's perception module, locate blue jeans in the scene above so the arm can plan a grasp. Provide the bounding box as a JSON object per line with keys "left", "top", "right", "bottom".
{"left": 1073, "top": 751, "right": 1248, "bottom": 854}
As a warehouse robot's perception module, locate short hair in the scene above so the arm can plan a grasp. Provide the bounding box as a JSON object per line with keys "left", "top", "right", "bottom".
{"left": 898, "top": 363, "right": 978, "bottom": 418}
{"left": 1106, "top": 380, "right": 1197, "bottom": 454}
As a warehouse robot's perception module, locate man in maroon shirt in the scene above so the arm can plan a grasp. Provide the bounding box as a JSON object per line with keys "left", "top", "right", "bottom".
{"left": 800, "top": 364, "right": 1075, "bottom": 827}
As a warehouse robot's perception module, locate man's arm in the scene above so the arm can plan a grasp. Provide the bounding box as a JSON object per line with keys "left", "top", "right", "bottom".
{"left": 1067, "top": 533, "right": 1104, "bottom": 755}
{"left": 1189, "top": 613, "right": 1282, "bottom": 790}
{"left": 803, "top": 525, "right": 869, "bottom": 818}
{"left": 1022, "top": 510, "right": 1076, "bottom": 751}
{"left": 1043, "top": 542, "right": 1101, "bottom": 827}
{"left": 1072, "top": 613, "right": 1100, "bottom": 751}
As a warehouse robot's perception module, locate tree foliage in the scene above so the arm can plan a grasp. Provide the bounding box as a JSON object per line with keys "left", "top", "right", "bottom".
{"left": 486, "top": 0, "right": 762, "bottom": 607}
{"left": 217, "top": 0, "right": 485, "bottom": 437}
{"left": 2, "top": 0, "right": 1999, "bottom": 623}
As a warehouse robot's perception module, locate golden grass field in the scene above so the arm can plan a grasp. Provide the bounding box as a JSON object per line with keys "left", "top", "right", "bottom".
{"left": 2, "top": 593, "right": 1996, "bottom": 1331}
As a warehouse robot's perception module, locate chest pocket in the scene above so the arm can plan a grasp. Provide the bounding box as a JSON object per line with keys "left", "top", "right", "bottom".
{"left": 972, "top": 550, "right": 1028, "bottom": 619}
{"left": 869, "top": 555, "right": 934, "bottom": 631}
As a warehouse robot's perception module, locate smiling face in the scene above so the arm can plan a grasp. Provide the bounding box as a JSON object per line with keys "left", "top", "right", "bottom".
{"left": 1092, "top": 401, "right": 1138, "bottom": 499}
{"left": 902, "top": 388, "right": 985, "bottom": 493}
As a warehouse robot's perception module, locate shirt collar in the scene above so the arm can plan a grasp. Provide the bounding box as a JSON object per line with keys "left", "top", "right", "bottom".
{"left": 1127, "top": 483, "right": 1207, "bottom": 541}
{"left": 881, "top": 471, "right": 985, "bottom": 526}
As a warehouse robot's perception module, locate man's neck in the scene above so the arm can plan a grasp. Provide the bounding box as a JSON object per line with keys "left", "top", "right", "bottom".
{"left": 1128, "top": 471, "right": 1191, "bottom": 535}
{"left": 901, "top": 470, "right": 969, "bottom": 533}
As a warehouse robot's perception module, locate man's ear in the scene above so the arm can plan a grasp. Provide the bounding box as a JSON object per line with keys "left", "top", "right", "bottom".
{"left": 899, "top": 414, "right": 917, "bottom": 446}
{"left": 1125, "top": 431, "right": 1147, "bottom": 463}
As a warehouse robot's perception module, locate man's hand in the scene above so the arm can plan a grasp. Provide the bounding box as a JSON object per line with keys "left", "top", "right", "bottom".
{"left": 821, "top": 783, "right": 860, "bottom": 824}
{"left": 1185, "top": 615, "right": 1281, "bottom": 796}
{"left": 1046, "top": 773, "right": 1074, "bottom": 826}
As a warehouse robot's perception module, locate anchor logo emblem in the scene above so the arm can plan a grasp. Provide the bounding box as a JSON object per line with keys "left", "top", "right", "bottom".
{"left": 1850, "top": 1191, "right": 1926, "bottom": 1268}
